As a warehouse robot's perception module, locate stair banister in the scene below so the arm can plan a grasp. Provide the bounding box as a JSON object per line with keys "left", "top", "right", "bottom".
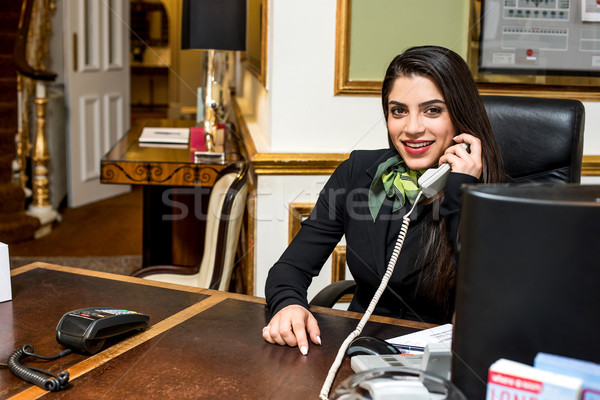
{"left": 13, "top": 0, "right": 58, "bottom": 237}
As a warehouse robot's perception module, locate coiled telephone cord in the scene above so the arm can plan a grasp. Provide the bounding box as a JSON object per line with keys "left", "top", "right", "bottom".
{"left": 7, "top": 344, "right": 72, "bottom": 391}
{"left": 318, "top": 192, "right": 423, "bottom": 400}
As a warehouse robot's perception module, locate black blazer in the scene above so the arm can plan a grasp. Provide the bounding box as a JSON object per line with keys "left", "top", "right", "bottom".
{"left": 265, "top": 149, "right": 476, "bottom": 324}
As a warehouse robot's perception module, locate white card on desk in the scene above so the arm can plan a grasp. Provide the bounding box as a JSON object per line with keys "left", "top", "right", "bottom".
{"left": 386, "top": 323, "right": 453, "bottom": 353}
{"left": 139, "top": 127, "right": 190, "bottom": 144}
{"left": 0, "top": 242, "right": 11, "bottom": 302}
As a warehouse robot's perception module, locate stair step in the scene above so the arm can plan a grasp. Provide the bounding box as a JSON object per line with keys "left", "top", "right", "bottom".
{"left": 0, "top": 55, "right": 16, "bottom": 79}
{"left": 0, "top": 103, "right": 16, "bottom": 130}
{"left": 0, "top": 154, "right": 14, "bottom": 184}
{"left": 0, "top": 88, "right": 16, "bottom": 104}
{"left": 0, "top": 11, "right": 20, "bottom": 23}
{"left": 0, "top": 32, "right": 17, "bottom": 54}
{"left": 0, "top": 2, "right": 23, "bottom": 14}
{"left": 0, "top": 182, "right": 26, "bottom": 213}
{"left": 0, "top": 130, "right": 14, "bottom": 155}
{"left": 0, "top": 211, "right": 40, "bottom": 244}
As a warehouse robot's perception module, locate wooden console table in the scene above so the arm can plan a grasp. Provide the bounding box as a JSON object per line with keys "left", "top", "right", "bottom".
{"left": 101, "top": 119, "right": 241, "bottom": 187}
{"left": 101, "top": 119, "right": 243, "bottom": 269}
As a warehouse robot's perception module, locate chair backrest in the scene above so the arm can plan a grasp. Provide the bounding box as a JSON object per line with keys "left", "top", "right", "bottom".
{"left": 197, "top": 162, "right": 248, "bottom": 291}
{"left": 482, "top": 95, "right": 584, "bottom": 183}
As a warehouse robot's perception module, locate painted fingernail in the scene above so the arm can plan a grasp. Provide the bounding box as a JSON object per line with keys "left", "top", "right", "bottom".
{"left": 300, "top": 346, "right": 308, "bottom": 355}
{"left": 317, "top": 336, "right": 322, "bottom": 345}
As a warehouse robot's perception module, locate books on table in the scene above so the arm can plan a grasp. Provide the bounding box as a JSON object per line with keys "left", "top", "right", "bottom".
{"left": 486, "top": 354, "right": 600, "bottom": 400}
{"left": 487, "top": 358, "right": 583, "bottom": 400}
{"left": 138, "top": 127, "right": 190, "bottom": 146}
{"left": 535, "top": 353, "right": 600, "bottom": 400}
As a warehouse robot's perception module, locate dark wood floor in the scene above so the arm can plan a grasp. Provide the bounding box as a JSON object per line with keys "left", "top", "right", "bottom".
{"left": 8, "top": 186, "right": 143, "bottom": 273}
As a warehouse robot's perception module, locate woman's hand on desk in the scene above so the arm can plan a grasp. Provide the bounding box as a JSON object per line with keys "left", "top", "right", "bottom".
{"left": 262, "top": 305, "right": 321, "bottom": 355}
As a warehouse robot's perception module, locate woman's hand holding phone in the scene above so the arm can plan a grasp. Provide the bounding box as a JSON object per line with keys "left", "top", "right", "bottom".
{"left": 440, "top": 133, "right": 482, "bottom": 179}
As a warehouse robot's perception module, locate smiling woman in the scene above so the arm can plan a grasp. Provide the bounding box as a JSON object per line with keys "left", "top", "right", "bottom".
{"left": 262, "top": 45, "right": 505, "bottom": 356}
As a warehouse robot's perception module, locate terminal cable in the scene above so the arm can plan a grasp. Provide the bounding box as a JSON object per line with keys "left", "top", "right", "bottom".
{"left": 7, "top": 344, "right": 72, "bottom": 392}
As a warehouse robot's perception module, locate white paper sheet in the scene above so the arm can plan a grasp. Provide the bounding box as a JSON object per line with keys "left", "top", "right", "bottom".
{"left": 0, "top": 242, "right": 12, "bottom": 302}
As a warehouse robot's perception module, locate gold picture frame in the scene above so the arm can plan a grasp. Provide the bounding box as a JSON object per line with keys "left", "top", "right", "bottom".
{"left": 335, "top": 0, "right": 600, "bottom": 101}
{"left": 334, "top": 0, "right": 470, "bottom": 96}
{"left": 243, "top": 0, "right": 267, "bottom": 87}
{"left": 331, "top": 246, "right": 347, "bottom": 282}
{"left": 288, "top": 203, "right": 348, "bottom": 285}
{"left": 334, "top": 0, "right": 379, "bottom": 96}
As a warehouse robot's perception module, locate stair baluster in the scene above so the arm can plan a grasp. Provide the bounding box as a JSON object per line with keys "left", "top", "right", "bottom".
{"left": 13, "top": 0, "right": 58, "bottom": 237}
{"left": 27, "top": 80, "right": 56, "bottom": 237}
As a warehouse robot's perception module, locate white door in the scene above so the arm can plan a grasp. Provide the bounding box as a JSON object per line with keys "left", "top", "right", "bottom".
{"left": 64, "top": 0, "right": 130, "bottom": 207}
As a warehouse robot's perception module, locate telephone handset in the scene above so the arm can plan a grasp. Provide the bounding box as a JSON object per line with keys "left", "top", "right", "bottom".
{"left": 418, "top": 142, "right": 470, "bottom": 198}
{"left": 335, "top": 344, "right": 460, "bottom": 400}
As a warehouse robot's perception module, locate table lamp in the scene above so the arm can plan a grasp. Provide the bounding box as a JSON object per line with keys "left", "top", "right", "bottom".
{"left": 181, "top": 0, "right": 246, "bottom": 154}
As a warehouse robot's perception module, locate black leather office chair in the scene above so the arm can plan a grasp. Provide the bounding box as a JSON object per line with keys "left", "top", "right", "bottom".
{"left": 482, "top": 95, "right": 584, "bottom": 183}
{"left": 309, "top": 95, "right": 585, "bottom": 308}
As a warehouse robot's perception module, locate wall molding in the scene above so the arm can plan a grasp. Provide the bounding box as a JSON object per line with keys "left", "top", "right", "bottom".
{"left": 251, "top": 152, "right": 348, "bottom": 175}
{"left": 233, "top": 99, "right": 349, "bottom": 175}
{"left": 582, "top": 155, "right": 600, "bottom": 176}
{"left": 234, "top": 99, "right": 600, "bottom": 176}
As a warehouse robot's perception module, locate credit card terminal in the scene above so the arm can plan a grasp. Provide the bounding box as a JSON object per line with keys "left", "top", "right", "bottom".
{"left": 55, "top": 307, "right": 149, "bottom": 354}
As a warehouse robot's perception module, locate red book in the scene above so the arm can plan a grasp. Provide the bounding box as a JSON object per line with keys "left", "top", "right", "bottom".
{"left": 189, "top": 127, "right": 207, "bottom": 152}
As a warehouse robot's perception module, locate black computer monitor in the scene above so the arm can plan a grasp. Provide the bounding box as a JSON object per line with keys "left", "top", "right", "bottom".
{"left": 451, "top": 184, "right": 600, "bottom": 400}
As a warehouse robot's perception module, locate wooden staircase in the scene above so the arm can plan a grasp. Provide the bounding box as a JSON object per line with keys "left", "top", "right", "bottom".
{"left": 0, "top": 0, "right": 41, "bottom": 243}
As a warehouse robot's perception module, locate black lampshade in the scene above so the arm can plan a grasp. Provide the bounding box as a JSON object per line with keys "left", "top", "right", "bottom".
{"left": 181, "top": 0, "right": 247, "bottom": 51}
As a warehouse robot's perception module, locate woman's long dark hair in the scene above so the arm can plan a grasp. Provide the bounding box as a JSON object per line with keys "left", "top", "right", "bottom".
{"left": 382, "top": 46, "right": 505, "bottom": 319}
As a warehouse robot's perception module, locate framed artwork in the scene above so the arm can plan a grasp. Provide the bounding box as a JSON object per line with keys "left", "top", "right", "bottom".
{"left": 334, "top": 0, "right": 470, "bottom": 95}
{"left": 336, "top": 0, "right": 600, "bottom": 100}
{"left": 288, "top": 203, "right": 348, "bottom": 285}
{"left": 244, "top": 0, "right": 267, "bottom": 86}
{"left": 473, "top": 0, "right": 600, "bottom": 100}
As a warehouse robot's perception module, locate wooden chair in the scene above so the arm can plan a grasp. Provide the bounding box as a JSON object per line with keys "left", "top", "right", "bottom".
{"left": 134, "top": 162, "right": 248, "bottom": 291}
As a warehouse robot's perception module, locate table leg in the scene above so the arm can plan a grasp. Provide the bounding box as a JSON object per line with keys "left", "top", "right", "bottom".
{"left": 142, "top": 186, "right": 173, "bottom": 267}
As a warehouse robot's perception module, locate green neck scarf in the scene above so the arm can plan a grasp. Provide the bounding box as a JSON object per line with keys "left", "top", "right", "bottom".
{"left": 368, "top": 155, "right": 426, "bottom": 222}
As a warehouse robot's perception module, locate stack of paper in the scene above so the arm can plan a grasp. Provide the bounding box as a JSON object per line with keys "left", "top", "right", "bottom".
{"left": 138, "top": 127, "right": 190, "bottom": 147}
{"left": 387, "top": 323, "right": 453, "bottom": 353}
{"left": 1, "top": 242, "right": 11, "bottom": 302}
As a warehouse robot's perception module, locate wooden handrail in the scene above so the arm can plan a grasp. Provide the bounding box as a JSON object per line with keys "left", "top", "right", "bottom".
{"left": 13, "top": 0, "right": 57, "bottom": 81}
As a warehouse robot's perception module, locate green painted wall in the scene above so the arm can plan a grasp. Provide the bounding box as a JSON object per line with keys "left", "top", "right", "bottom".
{"left": 349, "top": 0, "right": 470, "bottom": 81}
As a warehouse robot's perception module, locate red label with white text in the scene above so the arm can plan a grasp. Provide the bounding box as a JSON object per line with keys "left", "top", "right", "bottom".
{"left": 489, "top": 371, "right": 543, "bottom": 393}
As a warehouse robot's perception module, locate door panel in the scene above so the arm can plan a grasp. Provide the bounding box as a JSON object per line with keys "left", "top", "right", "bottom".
{"left": 65, "top": 0, "right": 130, "bottom": 207}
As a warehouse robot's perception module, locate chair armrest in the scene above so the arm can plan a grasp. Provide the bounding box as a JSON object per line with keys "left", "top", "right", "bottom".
{"left": 131, "top": 265, "right": 199, "bottom": 278}
{"left": 309, "top": 280, "right": 357, "bottom": 308}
